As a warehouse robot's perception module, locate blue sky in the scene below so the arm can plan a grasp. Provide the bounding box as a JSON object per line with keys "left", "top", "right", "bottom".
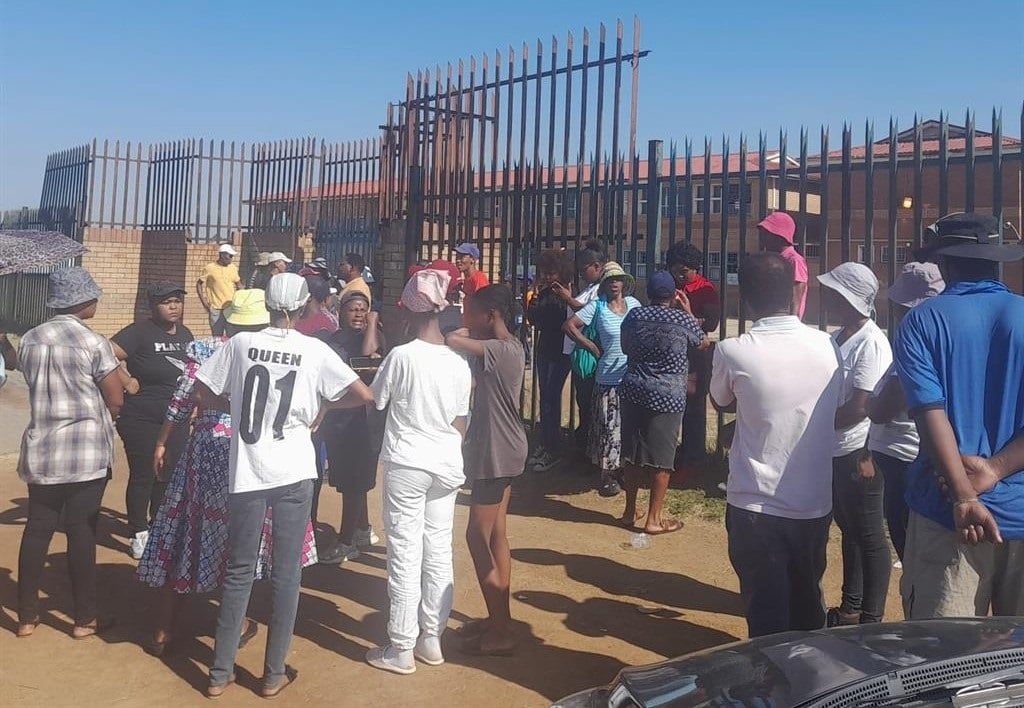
{"left": 1, "top": 0, "right": 1022, "bottom": 208}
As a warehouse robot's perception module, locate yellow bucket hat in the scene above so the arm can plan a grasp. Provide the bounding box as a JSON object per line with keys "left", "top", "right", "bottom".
{"left": 224, "top": 289, "right": 270, "bottom": 326}
{"left": 600, "top": 261, "right": 636, "bottom": 294}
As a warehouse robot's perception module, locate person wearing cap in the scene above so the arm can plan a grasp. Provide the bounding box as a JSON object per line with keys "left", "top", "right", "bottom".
{"left": 817, "top": 261, "right": 892, "bottom": 626}
{"left": 299, "top": 257, "right": 331, "bottom": 280}
{"left": 866, "top": 262, "right": 945, "bottom": 563}
{"left": 197, "top": 273, "right": 372, "bottom": 698}
{"left": 364, "top": 269, "right": 473, "bottom": 675}
{"left": 267, "top": 251, "right": 293, "bottom": 276}
{"left": 758, "top": 211, "right": 808, "bottom": 320}
{"left": 564, "top": 261, "right": 641, "bottom": 497}
{"left": 16, "top": 267, "right": 125, "bottom": 639}
{"left": 710, "top": 253, "right": 842, "bottom": 638}
{"left": 198, "top": 244, "right": 242, "bottom": 336}
{"left": 111, "top": 282, "right": 194, "bottom": 560}
{"left": 453, "top": 243, "right": 489, "bottom": 301}
{"left": 619, "top": 270, "right": 708, "bottom": 535}
{"left": 664, "top": 241, "right": 721, "bottom": 478}
{"left": 246, "top": 252, "right": 273, "bottom": 290}
{"left": 137, "top": 289, "right": 318, "bottom": 657}
{"left": 295, "top": 276, "right": 339, "bottom": 337}
{"left": 338, "top": 252, "right": 372, "bottom": 306}
{"left": 893, "top": 212, "right": 1024, "bottom": 619}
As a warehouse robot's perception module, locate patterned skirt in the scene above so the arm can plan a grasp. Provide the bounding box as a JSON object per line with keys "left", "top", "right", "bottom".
{"left": 588, "top": 383, "right": 624, "bottom": 472}
{"left": 137, "top": 419, "right": 317, "bottom": 594}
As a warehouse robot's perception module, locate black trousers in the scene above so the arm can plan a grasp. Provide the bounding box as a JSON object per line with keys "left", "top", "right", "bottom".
{"left": 572, "top": 372, "right": 596, "bottom": 452}
{"left": 117, "top": 417, "right": 184, "bottom": 535}
{"left": 726, "top": 504, "right": 830, "bottom": 637}
{"left": 833, "top": 450, "right": 892, "bottom": 622}
{"left": 18, "top": 478, "right": 108, "bottom": 625}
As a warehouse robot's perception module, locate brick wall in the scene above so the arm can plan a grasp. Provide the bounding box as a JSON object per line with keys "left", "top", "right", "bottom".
{"left": 80, "top": 228, "right": 311, "bottom": 338}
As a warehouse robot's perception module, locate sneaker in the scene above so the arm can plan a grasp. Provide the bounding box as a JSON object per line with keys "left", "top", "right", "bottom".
{"left": 366, "top": 645, "right": 416, "bottom": 675}
{"left": 598, "top": 479, "right": 621, "bottom": 497}
{"left": 531, "top": 450, "right": 561, "bottom": 473}
{"left": 353, "top": 526, "right": 380, "bottom": 548}
{"left": 130, "top": 530, "right": 149, "bottom": 560}
{"left": 525, "top": 447, "right": 546, "bottom": 468}
{"left": 318, "top": 542, "right": 360, "bottom": 565}
{"left": 414, "top": 635, "right": 445, "bottom": 666}
{"left": 716, "top": 482, "right": 728, "bottom": 493}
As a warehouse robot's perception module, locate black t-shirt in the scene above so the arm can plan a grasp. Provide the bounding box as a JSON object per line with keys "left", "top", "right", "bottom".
{"left": 112, "top": 320, "right": 194, "bottom": 423}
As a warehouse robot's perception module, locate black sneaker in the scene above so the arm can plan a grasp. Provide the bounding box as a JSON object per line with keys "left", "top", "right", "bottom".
{"left": 599, "top": 479, "right": 622, "bottom": 497}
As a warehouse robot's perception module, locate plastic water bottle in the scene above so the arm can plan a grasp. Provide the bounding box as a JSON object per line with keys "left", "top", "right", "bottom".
{"left": 630, "top": 532, "right": 651, "bottom": 549}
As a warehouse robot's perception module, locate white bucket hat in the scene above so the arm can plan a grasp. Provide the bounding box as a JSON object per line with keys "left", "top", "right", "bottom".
{"left": 265, "top": 272, "right": 310, "bottom": 312}
{"left": 817, "top": 262, "right": 879, "bottom": 318}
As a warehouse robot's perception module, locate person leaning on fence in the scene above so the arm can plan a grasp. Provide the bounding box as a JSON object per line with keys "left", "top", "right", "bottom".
{"left": 16, "top": 267, "right": 125, "bottom": 639}
{"left": 525, "top": 249, "right": 575, "bottom": 473}
{"left": 710, "top": 252, "right": 842, "bottom": 638}
{"left": 247, "top": 251, "right": 273, "bottom": 289}
{"left": 817, "top": 262, "right": 892, "bottom": 626}
{"left": 196, "top": 273, "right": 372, "bottom": 698}
{"left": 563, "top": 261, "right": 641, "bottom": 498}
{"left": 893, "top": 212, "right": 1024, "bottom": 619}
{"left": 197, "top": 243, "right": 241, "bottom": 336}
{"left": 865, "top": 261, "right": 945, "bottom": 563}
{"left": 364, "top": 269, "right": 473, "bottom": 675}
{"left": 758, "top": 212, "right": 808, "bottom": 320}
{"left": 619, "top": 271, "right": 708, "bottom": 535}
{"left": 664, "top": 241, "right": 720, "bottom": 477}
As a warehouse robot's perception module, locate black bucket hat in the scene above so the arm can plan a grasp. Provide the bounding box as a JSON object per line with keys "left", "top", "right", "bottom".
{"left": 925, "top": 212, "right": 1024, "bottom": 263}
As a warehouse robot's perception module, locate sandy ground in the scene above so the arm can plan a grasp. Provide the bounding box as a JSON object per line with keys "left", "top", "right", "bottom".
{"left": 0, "top": 375, "right": 901, "bottom": 708}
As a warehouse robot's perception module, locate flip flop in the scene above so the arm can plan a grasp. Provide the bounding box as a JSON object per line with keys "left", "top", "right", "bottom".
{"left": 238, "top": 618, "right": 259, "bottom": 649}
{"left": 644, "top": 519, "right": 684, "bottom": 536}
{"left": 460, "top": 633, "right": 517, "bottom": 657}
{"left": 617, "top": 512, "right": 645, "bottom": 529}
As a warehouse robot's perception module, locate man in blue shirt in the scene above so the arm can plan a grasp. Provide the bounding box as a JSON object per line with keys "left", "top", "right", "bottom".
{"left": 894, "top": 212, "right": 1024, "bottom": 619}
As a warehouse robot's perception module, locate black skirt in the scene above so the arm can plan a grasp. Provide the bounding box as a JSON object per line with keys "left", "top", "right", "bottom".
{"left": 621, "top": 400, "right": 683, "bottom": 470}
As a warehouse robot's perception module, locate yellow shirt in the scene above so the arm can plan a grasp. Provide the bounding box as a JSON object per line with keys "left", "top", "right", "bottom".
{"left": 200, "top": 262, "right": 240, "bottom": 309}
{"left": 340, "top": 276, "right": 372, "bottom": 305}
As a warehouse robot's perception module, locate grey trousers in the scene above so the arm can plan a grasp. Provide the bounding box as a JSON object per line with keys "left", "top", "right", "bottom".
{"left": 210, "top": 480, "right": 313, "bottom": 686}
{"left": 727, "top": 504, "right": 831, "bottom": 637}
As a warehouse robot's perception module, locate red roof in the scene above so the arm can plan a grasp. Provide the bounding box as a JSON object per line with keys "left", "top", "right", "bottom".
{"left": 825, "top": 135, "right": 1021, "bottom": 161}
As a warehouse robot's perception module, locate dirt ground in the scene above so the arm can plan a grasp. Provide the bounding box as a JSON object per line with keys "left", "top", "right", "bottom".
{"left": 0, "top": 381, "right": 902, "bottom": 707}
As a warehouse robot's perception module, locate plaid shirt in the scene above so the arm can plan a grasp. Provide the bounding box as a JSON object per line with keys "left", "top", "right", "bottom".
{"left": 18, "top": 315, "right": 119, "bottom": 485}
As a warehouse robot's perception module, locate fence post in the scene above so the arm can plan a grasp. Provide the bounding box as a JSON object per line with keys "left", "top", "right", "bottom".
{"left": 405, "top": 166, "right": 425, "bottom": 267}
{"left": 644, "top": 139, "right": 663, "bottom": 277}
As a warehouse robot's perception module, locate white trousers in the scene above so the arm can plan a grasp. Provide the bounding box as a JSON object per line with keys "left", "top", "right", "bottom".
{"left": 382, "top": 464, "right": 460, "bottom": 650}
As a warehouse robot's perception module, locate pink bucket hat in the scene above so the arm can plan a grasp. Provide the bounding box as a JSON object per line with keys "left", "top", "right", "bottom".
{"left": 400, "top": 269, "right": 451, "bottom": 313}
{"left": 757, "top": 212, "right": 796, "bottom": 244}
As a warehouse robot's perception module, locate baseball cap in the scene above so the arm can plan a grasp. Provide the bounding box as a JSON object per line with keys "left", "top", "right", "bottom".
{"left": 925, "top": 212, "right": 1024, "bottom": 263}
{"left": 224, "top": 289, "right": 270, "bottom": 326}
{"left": 268, "top": 251, "right": 292, "bottom": 264}
{"left": 757, "top": 212, "right": 796, "bottom": 244}
{"left": 307, "top": 257, "right": 329, "bottom": 271}
{"left": 454, "top": 243, "right": 481, "bottom": 260}
{"left": 646, "top": 271, "right": 676, "bottom": 301}
{"left": 146, "top": 282, "right": 186, "bottom": 301}
{"left": 817, "top": 262, "right": 879, "bottom": 318}
{"left": 218, "top": 243, "right": 237, "bottom": 256}
{"left": 265, "top": 272, "right": 310, "bottom": 312}
{"left": 887, "top": 262, "right": 945, "bottom": 308}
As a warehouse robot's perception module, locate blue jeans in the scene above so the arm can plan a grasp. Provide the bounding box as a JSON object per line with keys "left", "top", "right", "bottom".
{"left": 873, "top": 452, "right": 909, "bottom": 562}
{"left": 210, "top": 479, "right": 313, "bottom": 687}
{"left": 536, "top": 354, "right": 570, "bottom": 452}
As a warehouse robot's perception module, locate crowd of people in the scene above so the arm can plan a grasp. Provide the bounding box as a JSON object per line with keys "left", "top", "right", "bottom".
{"left": 5, "top": 209, "right": 1023, "bottom": 697}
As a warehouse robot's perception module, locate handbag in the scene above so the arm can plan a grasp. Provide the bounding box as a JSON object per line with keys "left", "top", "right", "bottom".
{"left": 570, "top": 298, "right": 604, "bottom": 380}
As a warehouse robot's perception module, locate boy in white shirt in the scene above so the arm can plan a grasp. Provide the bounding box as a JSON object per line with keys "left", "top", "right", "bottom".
{"left": 198, "top": 273, "right": 372, "bottom": 698}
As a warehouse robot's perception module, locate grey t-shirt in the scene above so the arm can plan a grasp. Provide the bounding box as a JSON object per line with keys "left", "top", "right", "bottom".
{"left": 464, "top": 338, "right": 528, "bottom": 481}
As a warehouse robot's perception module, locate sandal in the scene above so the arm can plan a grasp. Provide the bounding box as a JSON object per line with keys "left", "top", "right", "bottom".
{"left": 644, "top": 519, "right": 684, "bottom": 536}
{"left": 72, "top": 616, "right": 115, "bottom": 640}
{"left": 238, "top": 618, "right": 259, "bottom": 649}
{"left": 16, "top": 617, "right": 40, "bottom": 638}
{"left": 145, "top": 632, "right": 175, "bottom": 657}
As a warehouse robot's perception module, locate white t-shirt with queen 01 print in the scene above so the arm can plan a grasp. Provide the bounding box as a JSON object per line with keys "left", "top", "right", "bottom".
{"left": 197, "top": 327, "right": 359, "bottom": 493}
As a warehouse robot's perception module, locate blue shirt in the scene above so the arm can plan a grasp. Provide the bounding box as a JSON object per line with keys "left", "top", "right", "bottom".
{"left": 620, "top": 306, "right": 706, "bottom": 413}
{"left": 895, "top": 280, "right": 1024, "bottom": 539}
{"left": 577, "top": 296, "right": 641, "bottom": 386}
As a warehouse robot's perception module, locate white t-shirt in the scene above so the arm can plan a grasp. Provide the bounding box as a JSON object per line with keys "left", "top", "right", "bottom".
{"left": 371, "top": 338, "right": 472, "bottom": 487}
{"left": 563, "top": 283, "right": 601, "bottom": 355}
{"left": 710, "top": 316, "right": 842, "bottom": 520}
{"left": 197, "top": 328, "right": 358, "bottom": 494}
{"left": 832, "top": 320, "right": 892, "bottom": 457}
{"left": 867, "top": 363, "right": 919, "bottom": 463}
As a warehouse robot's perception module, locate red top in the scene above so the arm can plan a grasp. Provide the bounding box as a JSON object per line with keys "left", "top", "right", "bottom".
{"left": 683, "top": 274, "right": 719, "bottom": 329}
{"left": 463, "top": 269, "right": 490, "bottom": 296}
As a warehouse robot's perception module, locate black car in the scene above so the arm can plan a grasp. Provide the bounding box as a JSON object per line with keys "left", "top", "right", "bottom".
{"left": 553, "top": 618, "right": 1024, "bottom": 708}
